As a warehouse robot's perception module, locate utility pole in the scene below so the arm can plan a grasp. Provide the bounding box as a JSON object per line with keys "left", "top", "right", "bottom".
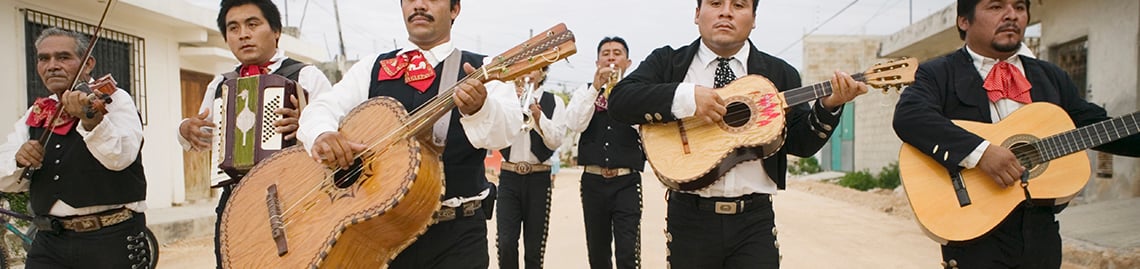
{"left": 332, "top": 0, "right": 347, "bottom": 60}
{"left": 283, "top": 0, "right": 289, "bottom": 26}
{"left": 909, "top": 0, "right": 913, "bottom": 25}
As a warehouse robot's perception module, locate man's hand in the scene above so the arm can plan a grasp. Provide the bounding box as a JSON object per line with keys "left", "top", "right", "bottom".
{"left": 274, "top": 95, "right": 301, "bottom": 140}
{"left": 179, "top": 110, "right": 216, "bottom": 150}
{"left": 15, "top": 141, "right": 44, "bottom": 169}
{"left": 61, "top": 91, "right": 103, "bottom": 130}
{"left": 977, "top": 144, "right": 1026, "bottom": 188}
{"left": 592, "top": 65, "right": 618, "bottom": 91}
{"left": 456, "top": 63, "right": 488, "bottom": 115}
{"left": 311, "top": 131, "right": 367, "bottom": 169}
{"left": 820, "top": 70, "right": 869, "bottom": 111}
{"left": 693, "top": 86, "right": 726, "bottom": 124}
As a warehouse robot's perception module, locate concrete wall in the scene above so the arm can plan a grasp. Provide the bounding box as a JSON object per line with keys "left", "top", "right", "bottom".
{"left": 802, "top": 35, "right": 902, "bottom": 173}
{"left": 1038, "top": 0, "right": 1140, "bottom": 203}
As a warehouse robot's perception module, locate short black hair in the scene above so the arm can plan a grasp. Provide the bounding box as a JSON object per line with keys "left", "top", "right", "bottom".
{"left": 957, "top": 0, "right": 1031, "bottom": 40}
{"left": 217, "top": 0, "right": 283, "bottom": 40}
{"left": 696, "top": 0, "right": 759, "bottom": 13}
{"left": 597, "top": 36, "right": 630, "bottom": 56}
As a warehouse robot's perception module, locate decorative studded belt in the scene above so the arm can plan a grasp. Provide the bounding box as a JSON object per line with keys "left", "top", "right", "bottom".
{"left": 583, "top": 165, "right": 634, "bottom": 179}
{"left": 501, "top": 162, "right": 551, "bottom": 175}
{"left": 35, "top": 208, "right": 134, "bottom": 233}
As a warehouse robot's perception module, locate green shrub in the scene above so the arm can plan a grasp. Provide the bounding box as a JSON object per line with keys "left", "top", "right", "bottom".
{"left": 877, "top": 162, "right": 900, "bottom": 189}
{"left": 838, "top": 169, "right": 877, "bottom": 191}
{"left": 789, "top": 156, "right": 822, "bottom": 175}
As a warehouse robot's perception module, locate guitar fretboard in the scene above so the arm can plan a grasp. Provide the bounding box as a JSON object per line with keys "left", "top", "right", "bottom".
{"left": 1028, "top": 111, "right": 1140, "bottom": 164}
{"left": 783, "top": 73, "right": 867, "bottom": 107}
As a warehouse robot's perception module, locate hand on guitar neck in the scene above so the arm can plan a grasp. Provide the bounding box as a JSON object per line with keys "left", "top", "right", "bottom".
{"left": 820, "top": 71, "right": 869, "bottom": 111}
{"left": 454, "top": 63, "right": 489, "bottom": 115}
{"left": 311, "top": 131, "right": 368, "bottom": 169}
{"left": 977, "top": 144, "right": 1027, "bottom": 188}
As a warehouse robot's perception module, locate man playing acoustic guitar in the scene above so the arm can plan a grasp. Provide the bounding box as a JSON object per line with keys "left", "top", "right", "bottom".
{"left": 606, "top": 0, "right": 867, "bottom": 267}
{"left": 894, "top": 0, "right": 1140, "bottom": 268}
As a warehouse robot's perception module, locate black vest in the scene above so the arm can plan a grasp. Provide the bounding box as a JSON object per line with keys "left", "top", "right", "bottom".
{"left": 577, "top": 91, "right": 645, "bottom": 171}
{"left": 368, "top": 50, "right": 489, "bottom": 199}
{"left": 500, "top": 92, "right": 557, "bottom": 162}
{"left": 28, "top": 123, "right": 146, "bottom": 215}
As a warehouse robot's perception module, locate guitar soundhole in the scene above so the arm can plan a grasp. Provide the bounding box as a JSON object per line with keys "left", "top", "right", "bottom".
{"left": 332, "top": 158, "right": 365, "bottom": 188}
{"left": 723, "top": 102, "right": 751, "bottom": 128}
{"left": 1007, "top": 140, "right": 1046, "bottom": 177}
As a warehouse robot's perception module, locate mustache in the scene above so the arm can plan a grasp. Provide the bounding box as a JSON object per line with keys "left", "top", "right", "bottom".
{"left": 996, "top": 23, "right": 1021, "bottom": 33}
{"left": 407, "top": 11, "right": 434, "bottom": 23}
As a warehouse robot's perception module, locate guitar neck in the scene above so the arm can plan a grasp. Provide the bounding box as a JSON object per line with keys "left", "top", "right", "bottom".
{"left": 1033, "top": 111, "right": 1140, "bottom": 163}
{"left": 781, "top": 73, "right": 866, "bottom": 107}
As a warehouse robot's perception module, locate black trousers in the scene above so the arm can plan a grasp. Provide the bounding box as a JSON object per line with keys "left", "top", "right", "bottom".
{"left": 389, "top": 209, "right": 489, "bottom": 269}
{"left": 213, "top": 184, "right": 234, "bottom": 269}
{"left": 666, "top": 192, "right": 779, "bottom": 269}
{"left": 27, "top": 212, "right": 156, "bottom": 269}
{"left": 496, "top": 170, "right": 553, "bottom": 269}
{"left": 941, "top": 205, "right": 1061, "bottom": 269}
{"left": 580, "top": 172, "right": 641, "bottom": 269}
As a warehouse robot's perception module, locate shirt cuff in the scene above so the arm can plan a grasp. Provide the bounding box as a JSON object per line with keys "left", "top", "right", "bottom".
{"left": 671, "top": 83, "right": 697, "bottom": 119}
{"left": 959, "top": 140, "right": 990, "bottom": 169}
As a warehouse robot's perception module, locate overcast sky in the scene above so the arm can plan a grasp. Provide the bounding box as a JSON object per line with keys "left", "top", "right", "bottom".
{"left": 190, "top": 0, "right": 957, "bottom": 91}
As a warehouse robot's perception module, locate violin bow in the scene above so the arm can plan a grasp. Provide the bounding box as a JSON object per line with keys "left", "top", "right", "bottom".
{"left": 21, "top": 0, "right": 115, "bottom": 180}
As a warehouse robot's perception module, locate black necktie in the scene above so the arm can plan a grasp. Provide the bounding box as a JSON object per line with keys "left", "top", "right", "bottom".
{"left": 714, "top": 57, "right": 736, "bottom": 88}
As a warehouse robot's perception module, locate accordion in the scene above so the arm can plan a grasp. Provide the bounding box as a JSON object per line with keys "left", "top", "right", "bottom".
{"left": 211, "top": 74, "right": 304, "bottom": 186}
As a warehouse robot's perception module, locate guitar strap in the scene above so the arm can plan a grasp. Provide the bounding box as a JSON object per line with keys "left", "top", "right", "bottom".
{"left": 1019, "top": 171, "right": 1035, "bottom": 206}
{"left": 430, "top": 49, "right": 462, "bottom": 147}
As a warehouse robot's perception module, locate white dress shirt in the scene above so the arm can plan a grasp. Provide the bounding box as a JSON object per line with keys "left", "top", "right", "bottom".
{"left": 176, "top": 49, "right": 335, "bottom": 150}
{"left": 958, "top": 45, "right": 1033, "bottom": 169}
{"left": 564, "top": 72, "right": 631, "bottom": 134}
{"left": 0, "top": 88, "right": 147, "bottom": 216}
{"left": 298, "top": 41, "right": 521, "bottom": 156}
{"left": 506, "top": 92, "right": 566, "bottom": 165}
{"left": 666, "top": 41, "right": 778, "bottom": 198}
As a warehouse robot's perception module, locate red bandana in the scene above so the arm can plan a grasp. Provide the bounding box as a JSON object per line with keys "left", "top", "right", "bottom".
{"left": 26, "top": 97, "right": 76, "bottom": 135}
{"left": 377, "top": 50, "right": 436, "bottom": 92}
{"left": 983, "top": 61, "right": 1032, "bottom": 104}
{"left": 240, "top": 62, "right": 274, "bottom": 77}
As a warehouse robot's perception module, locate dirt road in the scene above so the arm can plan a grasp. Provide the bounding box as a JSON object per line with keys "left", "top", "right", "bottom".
{"left": 159, "top": 168, "right": 942, "bottom": 268}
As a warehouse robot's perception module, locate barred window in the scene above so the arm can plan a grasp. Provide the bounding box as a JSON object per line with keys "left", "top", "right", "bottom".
{"left": 1049, "top": 37, "right": 1088, "bottom": 99}
{"left": 23, "top": 9, "right": 148, "bottom": 125}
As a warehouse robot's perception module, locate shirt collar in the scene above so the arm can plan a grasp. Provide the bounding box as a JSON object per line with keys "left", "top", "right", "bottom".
{"left": 397, "top": 41, "right": 456, "bottom": 67}
{"left": 965, "top": 45, "right": 1023, "bottom": 75}
{"left": 697, "top": 40, "right": 751, "bottom": 71}
{"left": 234, "top": 49, "right": 288, "bottom": 72}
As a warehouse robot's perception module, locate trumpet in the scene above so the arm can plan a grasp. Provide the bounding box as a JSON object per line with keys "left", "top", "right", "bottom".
{"left": 603, "top": 63, "right": 622, "bottom": 97}
{"left": 517, "top": 77, "right": 542, "bottom": 132}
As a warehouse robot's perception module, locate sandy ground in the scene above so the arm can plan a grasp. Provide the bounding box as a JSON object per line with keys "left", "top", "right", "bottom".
{"left": 157, "top": 168, "right": 948, "bottom": 268}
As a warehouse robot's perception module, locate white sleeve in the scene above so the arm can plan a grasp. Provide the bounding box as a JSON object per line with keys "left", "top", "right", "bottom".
{"left": 74, "top": 89, "right": 143, "bottom": 171}
{"left": 563, "top": 83, "right": 599, "bottom": 133}
{"left": 0, "top": 109, "right": 33, "bottom": 192}
{"left": 538, "top": 96, "right": 566, "bottom": 149}
{"left": 177, "top": 75, "right": 224, "bottom": 151}
{"left": 297, "top": 56, "right": 375, "bottom": 155}
{"left": 670, "top": 82, "right": 697, "bottom": 119}
{"left": 959, "top": 141, "right": 990, "bottom": 169}
{"left": 459, "top": 79, "right": 522, "bottom": 150}
{"left": 298, "top": 65, "right": 335, "bottom": 103}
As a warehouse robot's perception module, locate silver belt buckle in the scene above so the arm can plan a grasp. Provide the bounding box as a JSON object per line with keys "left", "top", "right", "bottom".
{"left": 515, "top": 162, "right": 533, "bottom": 175}
{"left": 714, "top": 201, "right": 740, "bottom": 215}
{"left": 602, "top": 168, "right": 618, "bottom": 178}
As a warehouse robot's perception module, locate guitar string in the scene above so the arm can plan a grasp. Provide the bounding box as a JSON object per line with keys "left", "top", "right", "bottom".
{"left": 1008, "top": 115, "right": 1139, "bottom": 167}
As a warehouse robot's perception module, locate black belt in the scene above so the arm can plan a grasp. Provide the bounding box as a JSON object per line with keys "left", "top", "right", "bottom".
{"left": 34, "top": 208, "right": 135, "bottom": 233}
{"left": 669, "top": 191, "right": 771, "bottom": 215}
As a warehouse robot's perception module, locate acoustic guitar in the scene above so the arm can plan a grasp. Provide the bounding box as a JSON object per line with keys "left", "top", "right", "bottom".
{"left": 643, "top": 58, "right": 916, "bottom": 191}
{"left": 219, "top": 24, "right": 576, "bottom": 268}
{"left": 900, "top": 102, "right": 1140, "bottom": 243}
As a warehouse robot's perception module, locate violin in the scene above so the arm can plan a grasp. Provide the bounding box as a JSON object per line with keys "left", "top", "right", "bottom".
{"left": 72, "top": 74, "right": 117, "bottom": 118}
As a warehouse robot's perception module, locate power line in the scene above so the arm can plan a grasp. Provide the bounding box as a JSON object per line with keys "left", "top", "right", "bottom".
{"left": 775, "top": 0, "right": 861, "bottom": 57}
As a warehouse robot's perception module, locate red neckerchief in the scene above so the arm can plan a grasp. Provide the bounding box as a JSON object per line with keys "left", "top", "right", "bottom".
{"left": 26, "top": 97, "right": 76, "bottom": 135}
{"left": 984, "top": 61, "right": 1032, "bottom": 104}
{"left": 377, "top": 50, "right": 436, "bottom": 92}
{"left": 240, "top": 61, "right": 274, "bottom": 77}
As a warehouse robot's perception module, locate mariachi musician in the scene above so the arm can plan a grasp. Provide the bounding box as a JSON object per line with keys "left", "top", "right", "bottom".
{"left": 175, "top": 0, "right": 333, "bottom": 267}
{"left": 0, "top": 27, "right": 156, "bottom": 268}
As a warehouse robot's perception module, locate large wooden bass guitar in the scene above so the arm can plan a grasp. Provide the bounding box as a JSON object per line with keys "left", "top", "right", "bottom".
{"left": 900, "top": 102, "right": 1140, "bottom": 243}
{"left": 219, "top": 24, "right": 576, "bottom": 268}
{"left": 643, "top": 58, "right": 916, "bottom": 191}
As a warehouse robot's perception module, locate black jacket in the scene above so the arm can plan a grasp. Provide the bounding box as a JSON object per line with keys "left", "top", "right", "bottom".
{"left": 608, "top": 39, "right": 841, "bottom": 189}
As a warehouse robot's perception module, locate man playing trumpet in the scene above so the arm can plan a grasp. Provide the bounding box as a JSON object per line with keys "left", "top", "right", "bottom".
{"left": 496, "top": 66, "right": 566, "bottom": 269}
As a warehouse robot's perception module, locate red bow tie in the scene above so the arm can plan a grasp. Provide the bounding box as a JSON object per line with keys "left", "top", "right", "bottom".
{"left": 377, "top": 50, "right": 436, "bottom": 92}
{"left": 26, "top": 97, "right": 76, "bottom": 135}
{"left": 983, "top": 61, "right": 1032, "bottom": 104}
{"left": 240, "top": 62, "right": 274, "bottom": 77}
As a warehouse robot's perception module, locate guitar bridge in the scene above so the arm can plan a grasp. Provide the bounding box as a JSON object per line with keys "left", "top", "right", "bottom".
{"left": 266, "top": 184, "right": 289, "bottom": 256}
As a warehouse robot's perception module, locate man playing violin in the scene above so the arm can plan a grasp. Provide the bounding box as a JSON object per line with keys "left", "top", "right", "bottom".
{"left": 176, "top": 1, "right": 334, "bottom": 267}
{"left": 0, "top": 27, "right": 155, "bottom": 268}
{"left": 298, "top": 0, "right": 520, "bottom": 267}
{"left": 606, "top": 0, "right": 867, "bottom": 267}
